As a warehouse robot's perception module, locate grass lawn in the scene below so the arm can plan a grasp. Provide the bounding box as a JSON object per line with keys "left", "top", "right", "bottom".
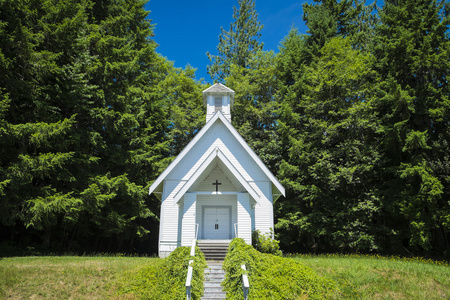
{"left": 0, "top": 255, "right": 161, "bottom": 299}
{"left": 1, "top": 254, "right": 449, "bottom": 299}
{"left": 292, "top": 254, "right": 450, "bottom": 299}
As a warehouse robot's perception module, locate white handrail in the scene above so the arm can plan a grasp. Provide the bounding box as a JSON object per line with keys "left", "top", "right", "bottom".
{"left": 241, "top": 264, "right": 249, "bottom": 300}
{"left": 190, "top": 239, "right": 196, "bottom": 256}
{"left": 186, "top": 238, "right": 197, "bottom": 299}
{"left": 186, "top": 260, "right": 194, "bottom": 300}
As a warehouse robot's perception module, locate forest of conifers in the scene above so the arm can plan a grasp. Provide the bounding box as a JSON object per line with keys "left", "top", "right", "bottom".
{"left": 0, "top": 0, "right": 449, "bottom": 258}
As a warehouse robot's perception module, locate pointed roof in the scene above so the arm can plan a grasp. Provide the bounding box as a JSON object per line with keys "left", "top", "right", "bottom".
{"left": 172, "top": 147, "right": 261, "bottom": 204}
{"left": 203, "top": 83, "right": 235, "bottom": 106}
{"left": 148, "top": 112, "right": 285, "bottom": 199}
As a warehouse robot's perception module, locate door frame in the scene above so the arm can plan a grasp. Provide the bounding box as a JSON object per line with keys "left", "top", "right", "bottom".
{"left": 201, "top": 205, "right": 232, "bottom": 240}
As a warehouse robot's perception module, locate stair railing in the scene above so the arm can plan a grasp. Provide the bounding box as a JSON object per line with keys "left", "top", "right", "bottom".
{"left": 186, "top": 259, "right": 194, "bottom": 300}
{"left": 186, "top": 238, "right": 196, "bottom": 299}
{"left": 190, "top": 238, "right": 196, "bottom": 256}
{"left": 241, "top": 264, "right": 249, "bottom": 300}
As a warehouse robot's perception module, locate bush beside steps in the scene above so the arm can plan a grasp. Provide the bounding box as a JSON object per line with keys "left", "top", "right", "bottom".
{"left": 222, "top": 238, "right": 339, "bottom": 299}
{"left": 115, "top": 246, "right": 207, "bottom": 299}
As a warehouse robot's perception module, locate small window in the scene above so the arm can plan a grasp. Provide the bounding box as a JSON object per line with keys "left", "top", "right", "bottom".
{"left": 214, "top": 96, "right": 222, "bottom": 112}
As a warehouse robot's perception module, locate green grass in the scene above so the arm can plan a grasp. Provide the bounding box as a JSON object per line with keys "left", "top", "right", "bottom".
{"left": 1, "top": 253, "right": 448, "bottom": 299}
{"left": 291, "top": 254, "right": 450, "bottom": 299}
{"left": 0, "top": 255, "right": 161, "bottom": 299}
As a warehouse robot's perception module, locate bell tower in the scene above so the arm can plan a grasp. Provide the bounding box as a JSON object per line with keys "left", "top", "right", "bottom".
{"left": 203, "top": 83, "right": 235, "bottom": 123}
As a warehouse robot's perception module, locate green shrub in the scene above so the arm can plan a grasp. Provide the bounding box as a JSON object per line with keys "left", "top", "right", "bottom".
{"left": 222, "top": 238, "right": 339, "bottom": 299}
{"left": 115, "top": 246, "right": 207, "bottom": 299}
{"left": 252, "top": 229, "right": 282, "bottom": 256}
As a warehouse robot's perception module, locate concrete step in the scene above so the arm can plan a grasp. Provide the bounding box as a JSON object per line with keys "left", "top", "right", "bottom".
{"left": 204, "top": 256, "right": 227, "bottom": 261}
{"left": 198, "top": 245, "right": 229, "bottom": 249}
{"left": 201, "top": 249, "right": 229, "bottom": 253}
{"left": 202, "top": 254, "right": 228, "bottom": 260}
{"left": 198, "top": 242, "right": 229, "bottom": 261}
{"left": 204, "top": 283, "right": 222, "bottom": 287}
{"left": 202, "top": 249, "right": 227, "bottom": 256}
{"left": 203, "top": 287, "right": 224, "bottom": 293}
{"left": 206, "top": 265, "right": 224, "bottom": 270}
{"left": 202, "top": 294, "right": 226, "bottom": 300}
{"left": 202, "top": 261, "right": 226, "bottom": 300}
{"left": 205, "top": 274, "right": 224, "bottom": 280}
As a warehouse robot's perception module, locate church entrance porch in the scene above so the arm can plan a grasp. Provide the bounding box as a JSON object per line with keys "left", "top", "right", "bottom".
{"left": 203, "top": 206, "right": 232, "bottom": 239}
{"left": 196, "top": 194, "right": 237, "bottom": 240}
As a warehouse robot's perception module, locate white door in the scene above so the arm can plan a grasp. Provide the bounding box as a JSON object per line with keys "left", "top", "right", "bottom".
{"left": 204, "top": 207, "right": 230, "bottom": 239}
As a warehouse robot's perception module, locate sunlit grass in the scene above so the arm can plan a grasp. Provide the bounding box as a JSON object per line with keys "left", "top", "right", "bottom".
{"left": 291, "top": 253, "right": 450, "bottom": 299}
{"left": 1, "top": 253, "right": 449, "bottom": 299}
{"left": 0, "top": 255, "right": 160, "bottom": 299}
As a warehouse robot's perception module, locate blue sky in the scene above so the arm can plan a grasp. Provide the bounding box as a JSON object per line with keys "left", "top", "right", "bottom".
{"left": 144, "top": 1, "right": 313, "bottom": 84}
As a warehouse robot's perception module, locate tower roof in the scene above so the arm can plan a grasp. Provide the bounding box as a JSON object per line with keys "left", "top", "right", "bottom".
{"left": 202, "top": 83, "right": 235, "bottom": 106}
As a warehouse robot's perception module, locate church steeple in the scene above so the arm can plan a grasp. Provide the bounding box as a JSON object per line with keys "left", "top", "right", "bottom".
{"left": 203, "top": 83, "right": 235, "bottom": 123}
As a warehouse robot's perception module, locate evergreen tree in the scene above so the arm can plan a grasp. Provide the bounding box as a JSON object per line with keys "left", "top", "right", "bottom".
{"left": 207, "top": 0, "right": 263, "bottom": 82}
{"left": 155, "top": 64, "right": 205, "bottom": 157}
{"left": 225, "top": 50, "right": 281, "bottom": 173}
{"left": 276, "top": 37, "right": 381, "bottom": 252}
{"left": 374, "top": 0, "right": 450, "bottom": 253}
{"left": 303, "top": 0, "right": 377, "bottom": 51}
{"left": 207, "top": 0, "right": 279, "bottom": 173}
{"left": 0, "top": 0, "right": 93, "bottom": 248}
{"left": 0, "top": 0, "right": 179, "bottom": 252}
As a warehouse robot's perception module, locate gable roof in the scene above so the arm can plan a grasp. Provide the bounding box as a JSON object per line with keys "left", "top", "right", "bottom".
{"left": 172, "top": 146, "right": 261, "bottom": 205}
{"left": 148, "top": 111, "right": 285, "bottom": 198}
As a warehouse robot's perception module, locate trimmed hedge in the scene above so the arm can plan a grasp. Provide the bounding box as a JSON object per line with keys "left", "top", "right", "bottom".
{"left": 115, "top": 246, "right": 207, "bottom": 299}
{"left": 222, "top": 238, "right": 338, "bottom": 299}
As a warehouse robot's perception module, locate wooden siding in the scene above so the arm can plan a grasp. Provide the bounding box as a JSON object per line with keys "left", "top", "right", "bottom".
{"left": 237, "top": 193, "right": 252, "bottom": 244}
{"left": 253, "top": 181, "right": 274, "bottom": 236}
{"left": 158, "top": 241, "right": 178, "bottom": 258}
{"left": 159, "top": 180, "right": 181, "bottom": 250}
{"left": 181, "top": 193, "right": 196, "bottom": 246}
{"left": 254, "top": 204, "right": 274, "bottom": 237}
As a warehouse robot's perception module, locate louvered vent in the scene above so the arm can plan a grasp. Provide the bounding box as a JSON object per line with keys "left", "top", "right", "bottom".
{"left": 214, "top": 96, "right": 222, "bottom": 112}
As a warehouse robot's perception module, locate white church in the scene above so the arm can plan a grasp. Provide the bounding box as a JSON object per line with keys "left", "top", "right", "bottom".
{"left": 149, "top": 83, "right": 285, "bottom": 257}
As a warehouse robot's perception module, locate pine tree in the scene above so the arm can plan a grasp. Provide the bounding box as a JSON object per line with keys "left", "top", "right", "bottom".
{"left": 0, "top": 0, "right": 173, "bottom": 252}
{"left": 374, "top": 0, "right": 450, "bottom": 253}
{"left": 155, "top": 64, "right": 205, "bottom": 157}
{"left": 225, "top": 50, "right": 281, "bottom": 173}
{"left": 276, "top": 37, "right": 381, "bottom": 252}
{"left": 0, "top": 0, "right": 92, "bottom": 247}
{"left": 303, "top": 0, "right": 377, "bottom": 51}
{"left": 206, "top": 0, "right": 263, "bottom": 82}
{"left": 207, "top": 1, "right": 279, "bottom": 172}
{"left": 71, "top": 0, "right": 168, "bottom": 251}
